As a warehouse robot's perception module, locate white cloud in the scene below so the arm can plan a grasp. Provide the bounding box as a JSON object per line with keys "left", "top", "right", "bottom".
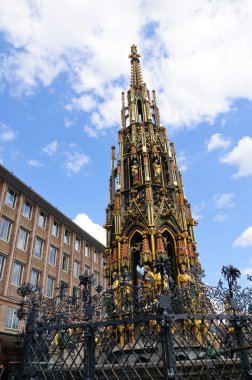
{"left": 191, "top": 201, "right": 206, "bottom": 221}
{"left": 0, "top": 123, "right": 15, "bottom": 141}
{"left": 42, "top": 140, "right": 58, "bottom": 156}
{"left": 64, "top": 118, "right": 74, "bottom": 128}
{"left": 10, "top": 149, "right": 23, "bottom": 159}
{"left": 64, "top": 150, "right": 89, "bottom": 176}
{"left": 213, "top": 193, "right": 234, "bottom": 209}
{"left": 0, "top": 0, "right": 142, "bottom": 135}
{"left": 68, "top": 142, "right": 77, "bottom": 149}
{"left": 221, "top": 136, "right": 252, "bottom": 178}
{"left": 177, "top": 152, "right": 188, "bottom": 172}
{"left": 67, "top": 94, "right": 96, "bottom": 112}
{"left": 26, "top": 159, "right": 44, "bottom": 167}
{"left": 143, "top": 0, "right": 252, "bottom": 128}
{"left": 242, "top": 267, "right": 252, "bottom": 276}
{"left": 233, "top": 226, "right": 252, "bottom": 247}
{"left": 207, "top": 133, "right": 231, "bottom": 152}
{"left": 83, "top": 125, "right": 99, "bottom": 138}
{"left": 0, "top": 1, "right": 252, "bottom": 134}
{"left": 213, "top": 213, "right": 229, "bottom": 223}
{"left": 241, "top": 260, "right": 252, "bottom": 277}
{"left": 74, "top": 213, "right": 106, "bottom": 245}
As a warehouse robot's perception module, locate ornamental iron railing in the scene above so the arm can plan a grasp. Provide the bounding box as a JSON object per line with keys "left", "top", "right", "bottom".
{"left": 16, "top": 265, "right": 252, "bottom": 379}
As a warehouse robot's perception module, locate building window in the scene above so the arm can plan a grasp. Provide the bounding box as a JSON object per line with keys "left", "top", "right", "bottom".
{"left": 101, "top": 273, "right": 105, "bottom": 288}
{"left": 0, "top": 254, "right": 6, "bottom": 280}
{"left": 17, "top": 228, "right": 29, "bottom": 251}
{"left": 52, "top": 221, "right": 59, "bottom": 237}
{"left": 49, "top": 246, "right": 57, "bottom": 265}
{"left": 73, "top": 260, "right": 80, "bottom": 277}
{"left": 12, "top": 262, "right": 23, "bottom": 286}
{"left": 5, "top": 188, "right": 17, "bottom": 208}
{"left": 60, "top": 281, "right": 69, "bottom": 296}
{"left": 37, "top": 211, "right": 46, "bottom": 229}
{"left": 46, "top": 277, "right": 54, "bottom": 298}
{"left": 84, "top": 265, "right": 90, "bottom": 276}
{"left": 94, "top": 250, "right": 98, "bottom": 263}
{"left": 22, "top": 201, "right": 32, "bottom": 219}
{"left": 30, "top": 268, "right": 40, "bottom": 287}
{"left": 62, "top": 252, "right": 69, "bottom": 272}
{"left": 85, "top": 244, "right": 90, "bottom": 258}
{"left": 34, "top": 237, "right": 43, "bottom": 258}
{"left": 64, "top": 229, "right": 70, "bottom": 245}
{"left": 0, "top": 217, "right": 12, "bottom": 242}
{"left": 75, "top": 237, "right": 81, "bottom": 251}
{"left": 94, "top": 271, "right": 99, "bottom": 286}
{"left": 72, "top": 286, "right": 79, "bottom": 298}
{"left": 5, "top": 307, "right": 19, "bottom": 330}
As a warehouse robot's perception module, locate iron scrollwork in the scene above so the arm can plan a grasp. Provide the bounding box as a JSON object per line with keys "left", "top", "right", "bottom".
{"left": 16, "top": 265, "right": 252, "bottom": 380}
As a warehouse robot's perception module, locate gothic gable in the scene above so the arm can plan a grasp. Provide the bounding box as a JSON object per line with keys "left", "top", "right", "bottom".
{"left": 121, "top": 200, "right": 148, "bottom": 235}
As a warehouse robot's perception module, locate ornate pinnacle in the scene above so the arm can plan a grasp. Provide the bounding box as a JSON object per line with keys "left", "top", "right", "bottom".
{"left": 129, "top": 45, "right": 141, "bottom": 60}
{"left": 129, "top": 45, "right": 143, "bottom": 87}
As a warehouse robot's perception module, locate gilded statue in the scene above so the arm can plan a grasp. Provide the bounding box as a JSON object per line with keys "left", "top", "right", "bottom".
{"left": 177, "top": 264, "right": 192, "bottom": 287}
{"left": 153, "top": 159, "right": 161, "bottom": 183}
{"left": 131, "top": 160, "right": 140, "bottom": 184}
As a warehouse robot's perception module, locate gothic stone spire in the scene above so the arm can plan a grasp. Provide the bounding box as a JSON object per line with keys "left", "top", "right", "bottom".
{"left": 129, "top": 45, "right": 143, "bottom": 87}
{"left": 105, "top": 46, "right": 201, "bottom": 293}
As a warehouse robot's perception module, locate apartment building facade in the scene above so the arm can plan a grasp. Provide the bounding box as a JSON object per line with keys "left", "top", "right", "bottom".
{"left": 0, "top": 164, "right": 105, "bottom": 369}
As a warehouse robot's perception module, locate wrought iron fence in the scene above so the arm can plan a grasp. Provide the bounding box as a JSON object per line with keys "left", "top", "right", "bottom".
{"left": 16, "top": 266, "right": 252, "bottom": 379}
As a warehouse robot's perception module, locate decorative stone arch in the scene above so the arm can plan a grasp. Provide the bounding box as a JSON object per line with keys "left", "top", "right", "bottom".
{"left": 160, "top": 227, "right": 178, "bottom": 282}
{"left": 155, "top": 220, "right": 180, "bottom": 236}
{"left": 127, "top": 227, "right": 146, "bottom": 286}
{"left": 124, "top": 222, "right": 146, "bottom": 238}
{"left": 155, "top": 221, "right": 179, "bottom": 282}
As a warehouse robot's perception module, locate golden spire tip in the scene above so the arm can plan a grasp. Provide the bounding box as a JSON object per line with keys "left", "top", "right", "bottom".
{"left": 129, "top": 45, "right": 141, "bottom": 60}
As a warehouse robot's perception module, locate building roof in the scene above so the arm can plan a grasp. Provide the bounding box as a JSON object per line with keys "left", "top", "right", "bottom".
{"left": 0, "top": 164, "right": 105, "bottom": 252}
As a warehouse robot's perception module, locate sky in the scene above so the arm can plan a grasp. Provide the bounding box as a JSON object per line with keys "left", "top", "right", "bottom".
{"left": 0, "top": 0, "right": 252, "bottom": 287}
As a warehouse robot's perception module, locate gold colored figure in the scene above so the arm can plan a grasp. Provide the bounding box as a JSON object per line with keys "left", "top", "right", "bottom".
{"left": 131, "top": 160, "right": 140, "bottom": 184}
{"left": 200, "top": 320, "right": 208, "bottom": 346}
{"left": 142, "top": 266, "right": 155, "bottom": 309}
{"left": 118, "top": 324, "right": 135, "bottom": 348}
{"left": 143, "top": 266, "right": 155, "bottom": 287}
{"left": 140, "top": 250, "right": 149, "bottom": 264}
{"left": 193, "top": 319, "right": 202, "bottom": 345}
{"left": 112, "top": 271, "right": 119, "bottom": 290}
{"left": 154, "top": 270, "right": 162, "bottom": 292}
{"left": 177, "top": 264, "right": 192, "bottom": 287}
{"left": 153, "top": 159, "right": 162, "bottom": 183}
{"left": 183, "top": 319, "right": 192, "bottom": 343}
{"left": 112, "top": 271, "right": 119, "bottom": 308}
{"left": 153, "top": 269, "right": 168, "bottom": 293}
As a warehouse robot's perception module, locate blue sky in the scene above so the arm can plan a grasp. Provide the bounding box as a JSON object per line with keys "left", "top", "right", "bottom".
{"left": 0, "top": 0, "right": 252, "bottom": 286}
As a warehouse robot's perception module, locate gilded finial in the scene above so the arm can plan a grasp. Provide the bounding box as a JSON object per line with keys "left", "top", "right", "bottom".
{"left": 129, "top": 45, "right": 143, "bottom": 87}
{"left": 129, "top": 45, "right": 141, "bottom": 61}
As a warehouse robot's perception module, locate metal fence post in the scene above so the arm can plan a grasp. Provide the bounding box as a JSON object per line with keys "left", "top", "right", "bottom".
{"left": 160, "top": 295, "right": 176, "bottom": 380}
{"left": 17, "top": 285, "right": 37, "bottom": 380}
{"left": 80, "top": 273, "right": 96, "bottom": 380}
{"left": 221, "top": 267, "right": 252, "bottom": 380}
{"left": 18, "top": 334, "right": 30, "bottom": 380}
{"left": 83, "top": 323, "right": 96, "bottom": 380}
{"left": 233, "top": 316, "right": 252, "bottom": 380}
